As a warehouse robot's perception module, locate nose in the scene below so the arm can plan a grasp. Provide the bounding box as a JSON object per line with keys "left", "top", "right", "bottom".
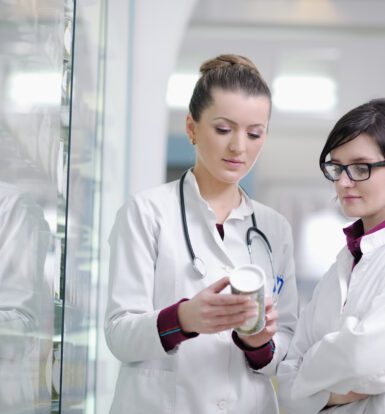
{"left": 337, "top": 170, "right": 354, "bottom": 187}
{"left": 228, "top": 132, "right": 246, "bottom": 153}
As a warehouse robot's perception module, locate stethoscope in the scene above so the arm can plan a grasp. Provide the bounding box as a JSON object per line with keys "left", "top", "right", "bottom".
{"left": 179, "top": 170, "right": 281, "bottom": 301}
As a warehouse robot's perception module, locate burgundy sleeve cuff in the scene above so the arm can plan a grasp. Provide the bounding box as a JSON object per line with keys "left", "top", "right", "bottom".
{"left": 232, "top": 331, "right": 275, "bottom": 370}
{"left": 157, "top": 298, "right": 199, "bottom": 352}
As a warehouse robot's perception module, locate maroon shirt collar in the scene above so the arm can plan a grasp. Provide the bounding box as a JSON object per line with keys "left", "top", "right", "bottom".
{"left": 343, "top": 218, "right": 385, "bottom": 264}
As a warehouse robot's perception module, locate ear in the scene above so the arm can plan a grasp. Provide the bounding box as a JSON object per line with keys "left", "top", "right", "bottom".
{"left": 185, "top": 114, "right": 196, "bottom": 145}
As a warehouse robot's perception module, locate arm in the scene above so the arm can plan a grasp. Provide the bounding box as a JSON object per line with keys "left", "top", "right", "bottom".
{"left": 160, "top": 281, "right": 255, "bottom": 352}
{"left": 104, "top": 199, "right": 255, "bottom": 363}
{"left": 291, "top": 290, "right": 385, "bottom": 399}
{"left": 157, "top": 299, "right": 199, "bottom": 352}
{"left": 0, "top": 191, "right": 50, "bottom": 352}
{"left": 104, "top": 199, "right": 167, "bottom": 363}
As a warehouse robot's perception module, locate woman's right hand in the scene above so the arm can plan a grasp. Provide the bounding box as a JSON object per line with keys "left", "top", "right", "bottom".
{"left": 327, "top": 391, "right": 369, "bottom": 406}
{"left": 177, "top": 276, "right": 257, "bottom": 334}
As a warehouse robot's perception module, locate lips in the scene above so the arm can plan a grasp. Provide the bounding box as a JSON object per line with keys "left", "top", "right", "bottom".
{"left": 342, "top": 195, "right": 361, "bottom": 201}
{"left": 223, "top": 158, "right": 244, "bottom": 165}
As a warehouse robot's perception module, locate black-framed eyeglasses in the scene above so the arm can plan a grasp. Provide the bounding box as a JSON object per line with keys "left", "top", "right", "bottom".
{"left": 321, "top": 161, "right": 385, "bottom": 182}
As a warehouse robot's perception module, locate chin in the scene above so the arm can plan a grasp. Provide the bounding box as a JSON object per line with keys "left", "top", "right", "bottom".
{"left": 216, "top": 172, "right": 242, "bottom": 184}
{"left": 341, "top": 207, "right": 364, "bottom": 219}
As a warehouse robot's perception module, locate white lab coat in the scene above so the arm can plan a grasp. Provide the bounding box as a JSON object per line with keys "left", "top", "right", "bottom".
{"left": 277, "top": 226, "right": 385, "bottom": 414}
{"left": 105, "top": 170, "right": 298, "bottom": 414}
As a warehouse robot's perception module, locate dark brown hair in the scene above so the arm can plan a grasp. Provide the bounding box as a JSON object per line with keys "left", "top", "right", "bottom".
{"left": 320, "top": 98, "right": 385, "bottom": 166}
{"left": 189, "top": 54, "right": 271, "bottom": 121}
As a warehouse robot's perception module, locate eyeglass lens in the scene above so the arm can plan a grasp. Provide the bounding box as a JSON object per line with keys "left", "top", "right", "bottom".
{"left": 324, "top": 164, "right": 370, "bottom": 181}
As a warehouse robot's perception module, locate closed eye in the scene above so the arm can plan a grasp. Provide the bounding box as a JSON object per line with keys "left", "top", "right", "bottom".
{"left": 248, "top": 132, "right": 261, "bottom": 139}
{"left": 215, "top": 127, "right": 231, "bottom": 134}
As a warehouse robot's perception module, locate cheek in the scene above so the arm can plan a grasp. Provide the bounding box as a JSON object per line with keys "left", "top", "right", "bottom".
{"left": 364, "top": 177, "right": 385, "bottom": 198}
{"left": 196, "top": 136, "right": 221, "bottom": 160}
{"left": 204, "top": 138, "right": 222, "bottom": 155}
{"left": 367, "top": 185, "right": 385, "bottom": 206}
{"left": 248, "top": 140, "right": 264, "bottom": 159}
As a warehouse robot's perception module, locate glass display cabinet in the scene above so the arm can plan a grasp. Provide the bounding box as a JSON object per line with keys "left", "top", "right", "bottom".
{"left": 0, "top": 0, "right": 107, "bottom": 412}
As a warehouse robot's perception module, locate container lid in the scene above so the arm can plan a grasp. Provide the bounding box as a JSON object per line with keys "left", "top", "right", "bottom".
{"left": 230, "top": 264, "right": 265, "bottom": 292}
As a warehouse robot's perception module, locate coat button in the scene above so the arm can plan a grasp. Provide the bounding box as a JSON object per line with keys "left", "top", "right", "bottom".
{"left": 217, "top": 399, "right": 227, "bottom": 410}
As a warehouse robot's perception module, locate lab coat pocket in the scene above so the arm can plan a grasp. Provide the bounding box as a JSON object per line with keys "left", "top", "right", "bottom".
{"left": 110, "top": 365, "right": 176, "bottom": 414}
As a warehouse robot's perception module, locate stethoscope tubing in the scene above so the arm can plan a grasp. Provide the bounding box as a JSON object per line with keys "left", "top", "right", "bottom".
{"left": 179, "top": 170, "right": 196, "bottom": 263}
{"left": 179, "top": 170, "right": 278, "bottom": 301}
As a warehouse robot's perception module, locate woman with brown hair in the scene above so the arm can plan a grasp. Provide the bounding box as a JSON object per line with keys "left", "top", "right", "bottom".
{"left": 105, "top": 54, "right": 298, "bottom": 413}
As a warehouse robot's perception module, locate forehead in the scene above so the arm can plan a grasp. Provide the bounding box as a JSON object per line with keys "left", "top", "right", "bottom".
{"left": 201, "top": 88, "right": 270, "bottom": 125}
{"left": 331, "top": 133, "right": 382, "bottom": 161}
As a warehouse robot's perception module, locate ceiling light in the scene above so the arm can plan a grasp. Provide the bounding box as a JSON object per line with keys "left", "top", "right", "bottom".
{"left": 8, "top": 71, "right": 61, "bottom": 111}
{"left": 273, "top": 75, "right": 337, "bottom": 113}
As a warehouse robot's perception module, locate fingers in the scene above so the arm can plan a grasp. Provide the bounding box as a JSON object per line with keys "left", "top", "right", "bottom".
{"left": 190, "top": 284, "right": 279, "bottom": 335}
{"left": 201, "top": 309, "right": 257, "bottom": 333}
{"left": 328, "top": 392, "right": 369, "bottom": 406}
{"left": 265, "top": 307, "right": 278, "bottom": 326}
{"left": 208, "top": 292, "right": 251, "bottom": 306}
{"left": 265, "top": 297, "right": 277, "bottom": 320}
{"left": 265, "top": 296, "right": 274, "bottom": 311}
{"left": 264, "top": 298, "right": 278, "bottom": 337}
{"left": 208, "top": 301, "right": 256, "bottom": 317}
{"left": 199, "top": 296, "right": 257, "bottom": 325}
{"left": 200, "top": 296, "right": 257, "bottom": 332}
{"left": 348, "top": 392, "right": 369, "bottom": 402}
{"left": 207, "top": 276, "right": 230, "bottom": 293}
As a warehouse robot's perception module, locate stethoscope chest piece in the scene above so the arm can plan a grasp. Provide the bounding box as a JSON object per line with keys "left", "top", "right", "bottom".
{"left": 193, "top": 257, "right": 206, "bottom": 278}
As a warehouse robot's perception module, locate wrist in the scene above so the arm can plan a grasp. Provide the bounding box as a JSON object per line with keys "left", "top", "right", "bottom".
{"left": 234, "top": 331, "right": 273, "bottom": 351}
{"left": 237, "top": 333, "right": 271, "bottom": 349}
{"left": 177, "top": 299, "right": 192, "bottom": 333}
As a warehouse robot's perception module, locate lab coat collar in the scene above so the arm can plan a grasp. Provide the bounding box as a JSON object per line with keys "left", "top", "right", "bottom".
{"left": 336, "top": 227, "right": 385, "bottom": 308}
{"left": 336, "top": 225, "right": 385, "bottom": 263}
{"left": 360, "top": 226, "right": 385, "bottom": 255}
{"left": 184, "top": 169, "right": 255, "bottom": 221}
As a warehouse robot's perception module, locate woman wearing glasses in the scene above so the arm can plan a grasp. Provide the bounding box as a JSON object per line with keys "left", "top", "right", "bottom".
{"left": 277, "top": 98, "right": 385, "bottom": 413}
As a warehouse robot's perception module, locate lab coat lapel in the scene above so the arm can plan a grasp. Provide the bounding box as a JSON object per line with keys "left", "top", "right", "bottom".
{"left": 186, "top": 172, "right": 259, "bottom": 272}
{"left": 183, "top": 171, "right": 234, "bottom": 268}
{"left": 336, "top": 247, "right": 353, "bottom": 311}
{"left": 220, "top": 197, "right": 255, "bottom": 268}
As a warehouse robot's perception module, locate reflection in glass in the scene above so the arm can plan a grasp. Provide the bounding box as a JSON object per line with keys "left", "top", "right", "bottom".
{"left": 0, "top": 0, "right": 75, "bottom": 411}
{"left": 0, "top": 183, "right": 51, "bottom": 413}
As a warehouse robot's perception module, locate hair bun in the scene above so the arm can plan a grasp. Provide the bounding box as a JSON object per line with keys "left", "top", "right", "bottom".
{"left": 189, "top": 53, "right": 271, "bottom": 121}
{"left": 200, "top": 54, "right": 259, "bottom": 75}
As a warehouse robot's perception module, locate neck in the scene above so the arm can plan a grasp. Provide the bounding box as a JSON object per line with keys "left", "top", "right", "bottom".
{"left": 362, "top": 213, "right": 385, "bottom": 233}
{"left": 192, "top": 169, "right": 242, "bottom": 224}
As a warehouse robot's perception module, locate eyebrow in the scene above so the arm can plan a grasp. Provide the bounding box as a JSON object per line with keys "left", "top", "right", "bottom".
{"left": 330, "top": 156, "right": 378, "bottom": 163}
{"left": 212, "top": 117, "right": 266, "bottom": 128}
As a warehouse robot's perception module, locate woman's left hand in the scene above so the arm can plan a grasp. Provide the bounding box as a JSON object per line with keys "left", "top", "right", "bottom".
{"left": 238, "top": 297, "right": 277, "bottom": 348}
{"left": 327, "top": 391, "right": 369, "bottom": 406}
